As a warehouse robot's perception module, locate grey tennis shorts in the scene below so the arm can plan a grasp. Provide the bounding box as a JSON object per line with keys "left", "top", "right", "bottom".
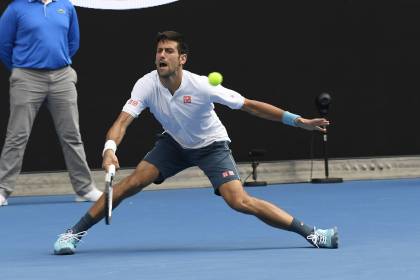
{"left": 143, "top": 133, "right": 241, "bottom": 195}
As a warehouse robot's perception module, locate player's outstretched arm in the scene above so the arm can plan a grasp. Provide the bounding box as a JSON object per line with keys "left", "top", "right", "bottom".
{"left": 102, "top": 112, "right": 135, "bottom": 171}
{"left": 241, "top": 98, "right": 329, "bottom": 132}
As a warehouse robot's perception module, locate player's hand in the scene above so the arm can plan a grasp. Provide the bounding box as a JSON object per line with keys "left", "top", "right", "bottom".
{"left": 102, "top": 150, "right": 120, "bottom": 171}
{"left": 296, "top": 117, "right": 330, "bottom": 132}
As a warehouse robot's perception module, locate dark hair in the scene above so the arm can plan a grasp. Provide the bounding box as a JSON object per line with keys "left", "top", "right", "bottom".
{"left": 156, "top": 31, "right": 189, "bottom": 56}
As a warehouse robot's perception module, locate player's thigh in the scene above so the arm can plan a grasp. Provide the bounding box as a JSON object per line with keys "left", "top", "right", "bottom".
{"left": 194, "top": 141, "right": 241, "bottom": 195}
{"left": 127, "top": 160, "right": 160, "bottom": 187}
{"left": 143, "top": 133, "right": 191, "bottom": 183}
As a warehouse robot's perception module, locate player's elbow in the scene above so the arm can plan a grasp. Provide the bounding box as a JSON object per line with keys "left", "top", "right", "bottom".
{"left": 241, "top": 98, "right": 256, "bottom": 114}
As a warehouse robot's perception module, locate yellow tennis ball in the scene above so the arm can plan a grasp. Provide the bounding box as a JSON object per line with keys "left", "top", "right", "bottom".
{"left": 208, "top": 72, "right": 223, "bottom": 86}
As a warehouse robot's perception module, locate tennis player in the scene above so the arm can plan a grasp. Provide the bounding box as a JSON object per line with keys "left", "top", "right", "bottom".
{"left": 54, "top": 31, "right": 339, "bottom": 255}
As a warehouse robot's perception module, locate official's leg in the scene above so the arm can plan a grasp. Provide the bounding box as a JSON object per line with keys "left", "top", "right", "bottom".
{"left": 0, "top": 69, "right": 47, "bottom": 201}
{"left": 47, "top": 67, "right": 97, "bottom": 198}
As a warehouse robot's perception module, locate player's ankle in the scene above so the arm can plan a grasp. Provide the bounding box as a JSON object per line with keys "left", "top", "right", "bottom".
{"left": 288, "top": 218, "right": 313, "bottom": 238}
{"left": 72, "top": 213, "right": 100, "bottom": 233}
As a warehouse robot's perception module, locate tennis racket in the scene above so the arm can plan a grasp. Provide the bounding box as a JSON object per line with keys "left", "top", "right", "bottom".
{"left": 104, "top": 164, "right": 116, "bottom": 225}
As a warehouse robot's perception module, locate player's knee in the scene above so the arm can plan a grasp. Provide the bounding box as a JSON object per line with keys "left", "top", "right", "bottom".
{"left": 126, "top": 174, "right": 148, "bottom": 190}
{"left": 226, "top": 194, "right": 254, "bottom": 214}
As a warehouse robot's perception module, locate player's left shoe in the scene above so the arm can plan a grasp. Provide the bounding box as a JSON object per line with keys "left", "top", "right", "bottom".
{"left": 306, "top": 227, "right": 339, "bottom": 249}
{"left": 53, "top": 229, "right": 86, "bottom": 255}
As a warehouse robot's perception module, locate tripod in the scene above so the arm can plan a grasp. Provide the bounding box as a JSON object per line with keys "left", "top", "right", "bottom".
{"left": 243, "top": 149, "right": 267, "bottom": 187}
{"left": 311, "top": 127, "right": 343, "bottom": 183}
{"left": 310, "top": 93, "right": 343, "bottom": 184}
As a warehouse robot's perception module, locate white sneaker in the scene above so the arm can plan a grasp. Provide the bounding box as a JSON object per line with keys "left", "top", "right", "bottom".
{"left": 75, "top": 187, "right": 103, "bottom": 202}
{"left": 0, "top": 194, "right": 8, "bottom": 206}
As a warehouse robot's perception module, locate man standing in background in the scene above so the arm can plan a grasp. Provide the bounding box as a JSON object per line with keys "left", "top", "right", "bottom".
{"left": 0, "top": 0, "right": 102, "bottom": 206}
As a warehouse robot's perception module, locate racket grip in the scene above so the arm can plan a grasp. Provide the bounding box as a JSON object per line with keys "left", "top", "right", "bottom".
{"left": 105, "top": 164, "right": 116, "bottom": 182}
{"left": 108, "top": 164, "right": 116, "bottom": 176}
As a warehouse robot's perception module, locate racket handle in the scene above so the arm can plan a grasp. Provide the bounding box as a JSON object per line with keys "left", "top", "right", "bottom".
{"left": 105, "top": 164, "right": 116, "bottom": 182}
{"left": 108, "top": 164, "right": 116, "bottom": 176}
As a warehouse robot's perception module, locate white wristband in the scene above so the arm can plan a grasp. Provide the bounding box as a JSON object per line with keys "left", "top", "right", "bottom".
{"left": 102, "top": 140, "right": 117, "bottom": 156}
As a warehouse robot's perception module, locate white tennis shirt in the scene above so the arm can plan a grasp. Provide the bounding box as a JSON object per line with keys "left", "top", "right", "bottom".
{"left": 122, "top": 70, "right": 245, "bottom": 149}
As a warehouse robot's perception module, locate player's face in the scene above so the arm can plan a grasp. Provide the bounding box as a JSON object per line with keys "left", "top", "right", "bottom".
{"left": 155, "top": 40, "right": 186, "bottom": 78}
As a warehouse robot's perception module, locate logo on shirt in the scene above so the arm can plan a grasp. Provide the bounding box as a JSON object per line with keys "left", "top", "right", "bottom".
{"left": 127, "top": 99, "right": 140, "bottom": 107}
{"left": 183, "top": 96, "right": 192, "bottom": 104}
{"left": 57, "top": 9, "right": 66, "bottom": 14}
{"left": 222, "top": 170, "right": 235, "bottom": 178}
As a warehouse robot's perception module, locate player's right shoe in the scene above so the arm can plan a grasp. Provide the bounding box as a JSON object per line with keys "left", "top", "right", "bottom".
{"left": 306, "top": 227, "right": 339, "bottom": 249}
{"left": 53, "top": 229, "right": 86, "bottom": 255}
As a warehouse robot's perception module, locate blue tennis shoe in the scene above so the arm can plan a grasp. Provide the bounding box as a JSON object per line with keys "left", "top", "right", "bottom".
{"left": 54, "top": 229, "right": 86, "bottom": 255}
{"left": 306, "top": 227, "right": 339, "bottom": 249}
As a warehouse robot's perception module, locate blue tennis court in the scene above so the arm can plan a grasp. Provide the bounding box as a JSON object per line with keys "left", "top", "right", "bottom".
{"left": 1, "top": 178, "right": 419, "bottom": 280}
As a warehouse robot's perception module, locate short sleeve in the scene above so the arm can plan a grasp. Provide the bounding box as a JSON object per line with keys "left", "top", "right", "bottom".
{"left": 122, "top": 75, "right": 154, "bottom": 117}
{"left": 209, "top": 85, "right": 245, "bottom": 110}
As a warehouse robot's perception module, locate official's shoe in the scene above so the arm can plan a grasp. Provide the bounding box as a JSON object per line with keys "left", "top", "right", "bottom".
{"left": 54, "top": 229, "right": 87, "bottom": 255}
{"left": 75, "top": 187, "right": 103, "bottom": 202}
{"left": 306, "top": 227, "right": 339, "bottom": 249}
{"left": 0, "top": 194, "right": 8, "bottom": 207}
